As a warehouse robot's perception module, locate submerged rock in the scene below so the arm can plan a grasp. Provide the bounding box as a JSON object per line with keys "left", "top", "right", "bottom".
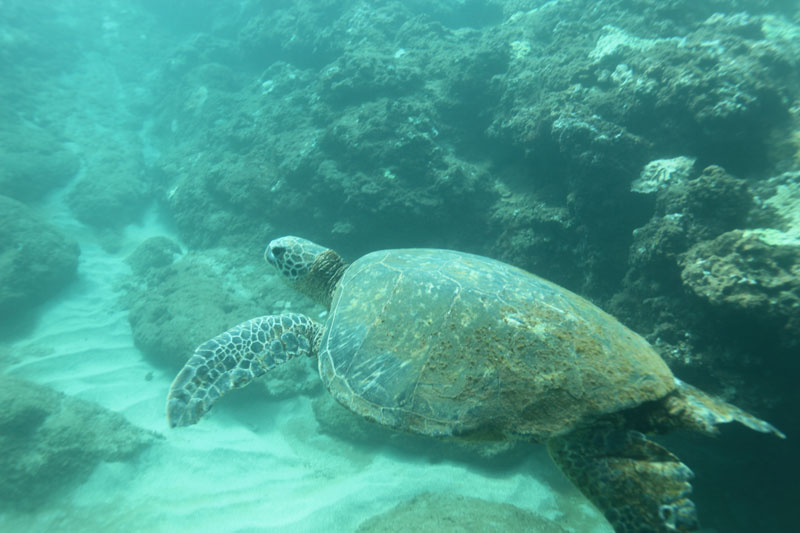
{"left": 0, "top": 375, "right": 159, "bottom": 510}
{"left": 0, "top": 195, "right": 80, "bottom": 321}
{"left": 626, "top": 164, "right": 753, "bottom": 278}
{"left": 356, "top": 492, "right": 571, "bottom": 533}
{"left": 125, "top": 236, "right": 183, "bottom": 277}
{"left": 125, "top": 247, "right": 321, "bottom": 397}
{"left": 679, "top": 229, "right": 800, "bottom": 337}
{"left": 654, "top": 165, "right": 753, "bottom": 242}
{"left": 65, "top": 146, "right": 150, "bottom": 232}
{"left": 126, "top": 249, "right": 266, "bottom": 370}
{"left": 631, "top": 156, "right": 696, "bottom": 194}
{"left": 0, "top": 122, "right": 79, "bottom": 202}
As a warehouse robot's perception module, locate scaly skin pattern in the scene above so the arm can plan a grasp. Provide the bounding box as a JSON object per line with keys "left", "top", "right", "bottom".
{"left": 166, "top": 313, "right": 320, "bottom": 427}
{"left": 547, "top": 428, "right": 698, "bottom": 533}
{"left": 265, "top": 235, "right": 349, "bottom": 308}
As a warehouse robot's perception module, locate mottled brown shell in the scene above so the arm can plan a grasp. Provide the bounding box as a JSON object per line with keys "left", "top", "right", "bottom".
{"left": 318, "top": 249, "right": 675, "bottom": 441}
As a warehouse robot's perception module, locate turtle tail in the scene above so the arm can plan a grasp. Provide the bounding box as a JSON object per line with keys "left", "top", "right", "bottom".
{"left": 548, "top": 428, "right": 699, "bottom": 532}
{"left": 166, "top": 313, "right": 321, "bottom": 427}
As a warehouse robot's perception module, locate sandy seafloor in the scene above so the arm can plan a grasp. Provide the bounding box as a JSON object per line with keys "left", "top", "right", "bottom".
{"left": 0, "top": 191, "right": 610, "bottom": 532}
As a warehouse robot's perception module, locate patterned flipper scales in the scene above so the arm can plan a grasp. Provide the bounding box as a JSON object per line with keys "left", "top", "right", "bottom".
{"left": 665, "top": 379, "right": 785, "bottom": 439}
{"left": 166, "top": 313, "right": 320, "bottom": 427}
{"left": 548, "top": 429, "right": 698, "bottom": 533}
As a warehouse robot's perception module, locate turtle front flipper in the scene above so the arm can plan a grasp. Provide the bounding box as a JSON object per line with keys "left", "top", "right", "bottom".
{"left": 548, "top": 428, "right": 699, "bottom": 533}
{"left": 166, "top": 313, "right": 320, "bottom": 428}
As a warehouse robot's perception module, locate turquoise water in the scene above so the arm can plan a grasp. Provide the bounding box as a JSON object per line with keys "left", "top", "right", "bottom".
{"left": 1, "top": 1, "right": 797, "bottom": 532}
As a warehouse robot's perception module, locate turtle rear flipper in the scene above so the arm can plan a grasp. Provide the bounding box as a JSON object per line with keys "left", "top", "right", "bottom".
{"left": 166, "top": 313, "right": 320, "bottom": 427}
{"left": 548, "top": 428, "right": 699, "bottom": 533}
{"left": 665, "top": 379, "right": 786, "bottom": 439}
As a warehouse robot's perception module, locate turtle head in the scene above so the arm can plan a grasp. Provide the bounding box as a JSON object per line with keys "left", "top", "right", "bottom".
{"left": 265, "top": 236, "right": 348, "bottom": 309}
{"left": 265, "top": 236, "right": 328, "bottom": 280}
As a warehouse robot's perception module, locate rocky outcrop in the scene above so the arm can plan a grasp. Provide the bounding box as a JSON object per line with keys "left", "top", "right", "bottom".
{"left": 680, "top": 230, "right": 800, "bottom": 338}
{"left": 0, "top": 195, "right": 80, "bottom": 321}
{"left": 0, "top": 375, "right": 159, "bottom": 510}
{"left": 357, "top": 492, "right": 571, "bottom": 533}
{"left": 124, "top": 243, "right": 321, "bottom": 397}
{"left": 0, "top": 121, "right": 79, "bottom": 202}
{"left": 66, "top": 147, "right": 150, "bottom": 232}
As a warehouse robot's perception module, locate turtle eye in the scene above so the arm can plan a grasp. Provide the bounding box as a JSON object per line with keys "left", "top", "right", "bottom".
{"left": 265, "top": 245, "right": 285, "bottom": 268}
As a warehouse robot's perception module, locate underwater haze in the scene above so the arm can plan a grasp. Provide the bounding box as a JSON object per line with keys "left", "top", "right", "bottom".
{"left": 1, "top": 1, "right": 798, "bottom": 532}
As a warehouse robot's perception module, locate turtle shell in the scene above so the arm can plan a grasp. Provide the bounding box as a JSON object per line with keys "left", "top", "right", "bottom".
{"left": 318, "top": 249, "right": 675, "bottom": 441}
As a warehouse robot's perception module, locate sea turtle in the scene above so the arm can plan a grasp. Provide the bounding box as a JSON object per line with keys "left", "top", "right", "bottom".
{"left": 166, "top": 236, "right": 784, "bottom": 533}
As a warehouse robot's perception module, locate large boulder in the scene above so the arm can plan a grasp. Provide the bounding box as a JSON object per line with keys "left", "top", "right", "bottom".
{"left": 679, "top": 229, "right": 800, "bottom": 337}
{"left": 0, "top": 121, "right": 79, "bottom": 202}
{"left": 0, "top": 375, "right": 159, "bottom": 510}
{"left": 66, "top": 147, "right": 150, "bottom": 232}
{"left": 356, "top": 492, "right": 573, "bottom": 533}
{"left": 0, "top": 195, "right": 80, "bottom": 320}
{"left": 126, "top": 247, "right": 261, "bottom": 370}
{"left": 125, "top": 243, "right": 321, "bottom": 398}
